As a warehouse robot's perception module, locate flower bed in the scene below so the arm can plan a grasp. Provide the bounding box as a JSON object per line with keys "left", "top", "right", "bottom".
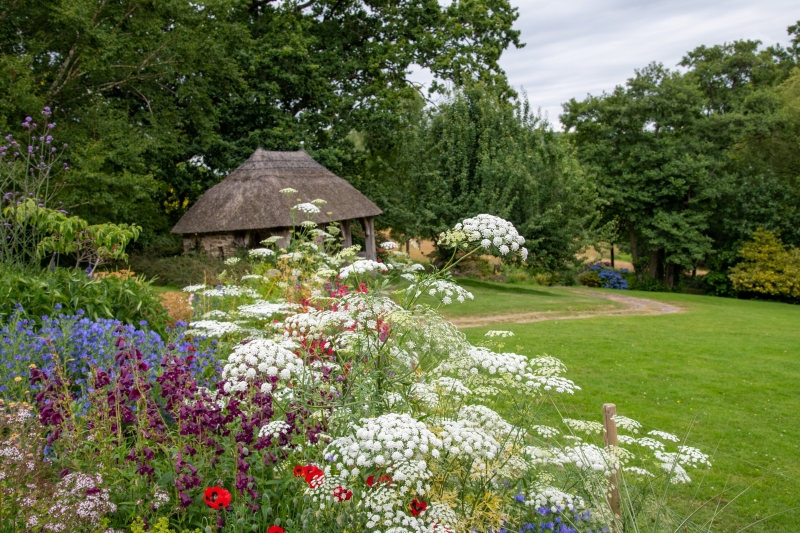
{"left": 0, "top": 210, "right": 709, "bottom": 533}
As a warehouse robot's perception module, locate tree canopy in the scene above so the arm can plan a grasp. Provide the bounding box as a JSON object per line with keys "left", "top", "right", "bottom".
{"left": 0, "top": 0, "right": 522, "bottom": 239}
{"left": 562, "top": 23, "right": 800, "bottom": 285}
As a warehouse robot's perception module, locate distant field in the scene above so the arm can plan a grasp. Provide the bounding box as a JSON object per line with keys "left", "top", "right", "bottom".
{"left": 454, "top": 287, "right": 800, "bottom": 532}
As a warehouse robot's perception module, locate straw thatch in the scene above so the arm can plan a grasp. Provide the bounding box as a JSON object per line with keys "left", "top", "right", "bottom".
{"left": 171, "top": 149, "right": 382, "bottom": 234}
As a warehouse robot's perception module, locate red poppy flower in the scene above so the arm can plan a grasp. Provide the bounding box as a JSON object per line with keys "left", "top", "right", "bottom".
{"left": 293, "top": 465, "right": 307, "bottom": 477}
{"left": 302, "top": 465, "right": 324, "bottom": 488}
{"left": 366, "top": 474, "right": 392, "bottom": 487}
{"left": 203, "top": 486, "right": 231, "bottom": 509}
{"left": 267, "top": 527, "right": 285, "bottom": 533}
{"left": 333, "top": 485, "right": 353, "bottom": 502}
{"left": 409, "top": 498, "right": 427, "bottom": 516}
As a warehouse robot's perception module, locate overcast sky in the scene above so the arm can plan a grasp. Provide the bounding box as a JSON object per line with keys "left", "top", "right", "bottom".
{"left": 412, "top": 0, "right": 799, "bottom": 129}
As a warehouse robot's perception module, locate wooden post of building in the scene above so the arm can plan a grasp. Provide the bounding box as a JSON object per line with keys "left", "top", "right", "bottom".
{"left": 362, "top": 217, "right": 377, "bottom": 260}
{"left": 603, "top": 403, "right": 622, "bottom": 529}
{"left": 341, "top": 219, "right": 352, "bottom": 249}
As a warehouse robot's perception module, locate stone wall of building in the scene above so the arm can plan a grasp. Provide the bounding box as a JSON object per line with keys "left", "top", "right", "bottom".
{"left": 182, "top": 232, "right": 237, "bottom": 258}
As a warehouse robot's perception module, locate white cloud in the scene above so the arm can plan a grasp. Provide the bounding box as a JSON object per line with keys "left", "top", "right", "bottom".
{"left": 410, "top": 0, "right": 799, "bottom": 128}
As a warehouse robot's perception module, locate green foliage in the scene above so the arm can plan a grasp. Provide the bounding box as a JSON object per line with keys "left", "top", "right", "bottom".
{"left": 0, "top": 267, "right": 169, "bottom": 331}
{"left": 4, "top": 199, "right": 141, "bottom": 271}
{"left": 702, "top": 271, "right": 737, "bottom": 298}
{"left": 0, "top": 0, "right": 523, "bottom": 237}
{"left": 563, "top": 23, "right": 800, "bottom": 286}
{"left": 729, "top": 228, "right": 800, "bottom": 300}
{"left": 126, "top": 250, "right": 250, "bottom": 287}
{"left": 363, "top": 84, "right": 601, "bottom": 273}
{"left": 627, "top": 275, "right": 671, "bottom": 293}
{"left": 577, "top": 269, "right": 603, "bottom": 288}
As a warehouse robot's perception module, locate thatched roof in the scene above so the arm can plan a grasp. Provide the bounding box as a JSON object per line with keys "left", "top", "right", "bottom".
{"left": 172, "top": 149, "right": 382, "bottom": 234}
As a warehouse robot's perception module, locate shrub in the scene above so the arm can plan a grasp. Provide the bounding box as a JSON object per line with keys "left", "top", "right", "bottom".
{"left": 126, "top": 251, "right": 250, "bottom": 287}
{"left": 0, "top": 267, "right": 170, "bottom": 332}
{"left": 702, "top": 271, "right": 737, "bottom": 297}
{"left": 729, "top": 228, "right": 800, "bottom": 300}
{"left": 534, "top": 272, "right": 559, "bottom": 286}
{"left": 578, "top": 262, "right": 628, "bottom": 289}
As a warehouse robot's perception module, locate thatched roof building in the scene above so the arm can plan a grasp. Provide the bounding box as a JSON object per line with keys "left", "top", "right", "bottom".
{"left": 172, "top": 149, "right": 382, "bottom": 259}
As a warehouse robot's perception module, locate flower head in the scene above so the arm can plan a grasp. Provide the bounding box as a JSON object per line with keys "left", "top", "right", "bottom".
{"left": 203, "top": 486, "right": 231, "bottom": 509}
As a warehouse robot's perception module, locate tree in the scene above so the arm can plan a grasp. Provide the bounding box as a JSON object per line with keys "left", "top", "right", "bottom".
{"left": 562, "top": 22, "right": 800, "bottom": 286}
{"left": 0, "top": 0, "right": 523, "bottom": 241}
{"left": 363, "top": 84, "right": 600, "bottom": 272}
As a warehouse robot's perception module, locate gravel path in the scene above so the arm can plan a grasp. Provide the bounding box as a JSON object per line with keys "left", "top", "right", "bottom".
{"left": 449, "top": 289, "right": 683, "bottom": 328}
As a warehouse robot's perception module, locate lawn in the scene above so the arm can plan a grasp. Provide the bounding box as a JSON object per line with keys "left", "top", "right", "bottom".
{"left": 424, "top": 279, "right": 627, "bottom": 319}
{"left": 451, "top": 286, "right": 800, "bottom": 532}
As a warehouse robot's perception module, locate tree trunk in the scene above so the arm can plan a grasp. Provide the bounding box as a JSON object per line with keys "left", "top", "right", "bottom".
{"left": 648, "top": 249, "right": 663, "bottom": 280}
{"left": 665, "top": 262, "right": 675, "bottom": 289}
{"left": 628, "top": 222, "right": 640, "bottom": 279}
{"left": 627, "top": 222, "right": 638, "bottom": 263}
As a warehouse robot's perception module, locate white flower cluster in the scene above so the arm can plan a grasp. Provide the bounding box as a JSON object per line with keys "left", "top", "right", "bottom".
{"left": 249, "top": 248, "right": 275, "bottom": 258}
{"left": 648, "top": 430, "right": 680, "bottom": 442}
{"left": 563, "top": 418, "right": 604, "bottom": 435}
{"left": 325, "top": 413, "right": 442, "bottom": 473}
{"left": 439, "top": 419, "right": 500, "bottom": 462}
{"left": 258, "top": 420, "right": 291, "bottom": 439}
{"left": 221, "top": 339, "right": 303, "bottom": 394}
{"left": 182, "top": 284, "right": 206, "bottom": 292}
{"left": 531, "top": 425, "right": 560, "bottom": 438}
{"left": 407, "top": 279, "right": 473, "bottom": 305}
{"left": 484, "top": 330, "right": 514, "bottom": 338}
{"left": 458, "top": 404, "right": 517, "bottom": 440}
{"left": 224, "top": 257, "right": 241, "bottom": 265}
{"left": 454, "top": 214, "right": 528, "bottom": 260}
{"left": 45, "top": 473, "right": 117, "bottom": 530}
{"left": 293, "top": 202, "right": 321, "bottom": 214}
{"left": 238, "top": 301, "right": 299, "bottom": 319}
{"left": 339, "top": 259, "right": 391, "bottom": 279}
{"left": 523, "top": 486, "right": 586, "bottom": 513}
{"left": 563, "top": 443, "right": 618, "bottom": 474}
{"left": 380, "top": 241, "right": 399, "bottom": 249}
{"left": 612, "top": 415, "right": 642, "bottom": 433}
{"left": 434, "top": 347, "right": 580, "bottom": 397}
{"left": 431, "top": 377, "right": 471, "bottom": 400}
{"left": 188, "top": 320, "right": 241, "bottom": 337}
{"left": 152, "top": 487, "right": 170, "bottom": 510}
{"left": 202, "top": 285, "right": 260, "bottom": 298}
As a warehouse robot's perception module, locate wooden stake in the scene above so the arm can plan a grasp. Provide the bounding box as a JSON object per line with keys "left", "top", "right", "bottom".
{"left": 603, "top": 403, "right": 622, "bottom": 528}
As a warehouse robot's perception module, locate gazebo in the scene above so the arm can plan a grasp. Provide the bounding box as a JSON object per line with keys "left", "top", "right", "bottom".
{"left": 171, "top": 149, "right": 383, "bottom": 259}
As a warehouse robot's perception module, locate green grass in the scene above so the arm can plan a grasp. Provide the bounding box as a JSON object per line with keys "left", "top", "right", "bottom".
{"left": 456, "top": 288, "right": 800, "bottom": 532}
{"left": 425, "top": 279, "right": 626, "bottom": 319}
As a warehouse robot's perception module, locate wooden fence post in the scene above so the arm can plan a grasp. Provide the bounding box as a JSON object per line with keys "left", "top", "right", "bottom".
{"left": 603, "top": 403, "right": 622, "bottom": 529}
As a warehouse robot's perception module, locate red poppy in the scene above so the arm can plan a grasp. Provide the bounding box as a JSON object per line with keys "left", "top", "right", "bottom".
{"left": 333, "top": 485, "right": 353, "bottom": 502}
{"left": 203, "top": 486, "right": 231, "bottom": 509}
{"left": 366, "top": 474, "right": 392, "bottom": 487}
{"left": 293, "top": 465, "right": 307, "bottom": 477}
{"left": 304, "top": 465, "right": 324, "bottom": 488}
{"left": 267, "top": 527, "right": 285, "bottom": 533}
{"left": 409, "top": 498, "right": 427, "bottom": 516}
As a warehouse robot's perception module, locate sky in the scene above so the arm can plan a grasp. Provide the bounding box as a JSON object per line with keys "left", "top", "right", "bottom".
{"left": 411, "top": 0, "right": 799, "bottom": 129}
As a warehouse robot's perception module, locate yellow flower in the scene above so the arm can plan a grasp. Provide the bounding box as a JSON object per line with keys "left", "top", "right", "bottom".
{"left": 29, "top": 363, "right": 36, "bottom": 369}
{"left": 14, "top": 376, "right": 22, "bottom": 382}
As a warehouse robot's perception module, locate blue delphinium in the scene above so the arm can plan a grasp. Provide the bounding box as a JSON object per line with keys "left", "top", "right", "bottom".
{"left": 0, "top": 306, "right": 218, "bottom": 400}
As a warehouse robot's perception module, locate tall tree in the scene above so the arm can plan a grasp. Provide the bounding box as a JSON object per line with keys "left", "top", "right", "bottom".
{"left": 362, "top": 85, "right": 600, "bottom": 272}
